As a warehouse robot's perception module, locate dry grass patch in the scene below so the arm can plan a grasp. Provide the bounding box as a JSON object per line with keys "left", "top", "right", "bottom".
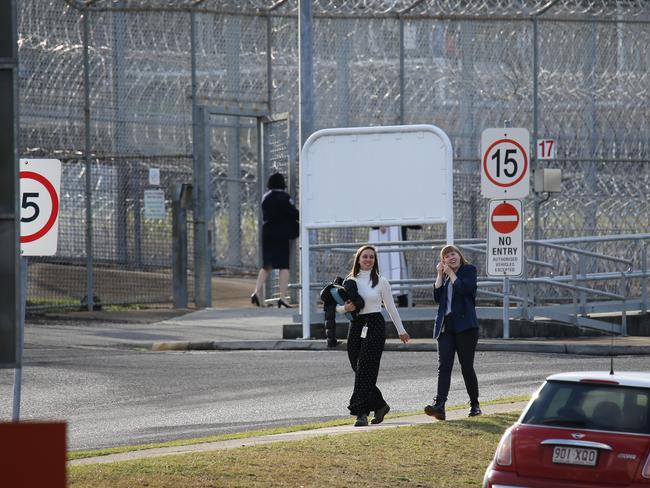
{"left": 69, "top": 412, "right": 517, "bottom": 488}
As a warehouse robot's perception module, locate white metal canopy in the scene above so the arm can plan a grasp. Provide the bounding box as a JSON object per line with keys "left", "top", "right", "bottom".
{"left": 299, "top": 124, "right": 454, "bottom": 338}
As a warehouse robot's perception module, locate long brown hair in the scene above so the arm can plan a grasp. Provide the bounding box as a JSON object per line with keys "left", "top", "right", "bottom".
{"left": 351, "top": 245, "right": 379, "bottom": 287}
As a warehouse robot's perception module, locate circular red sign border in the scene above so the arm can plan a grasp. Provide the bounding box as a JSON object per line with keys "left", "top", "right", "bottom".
{"left": 491, "top": 202, "right": 520, "bottom": 234}
{"left": 19, "top": 171, "right": 59, "bottom": 244}
{"left": 483, "top": 138, "right": 529, "bottom": 188}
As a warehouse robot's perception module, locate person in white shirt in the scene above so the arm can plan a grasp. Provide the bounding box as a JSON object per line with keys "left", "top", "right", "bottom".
{"left": 340, "top": 245, "right": 410, "bottom": 427}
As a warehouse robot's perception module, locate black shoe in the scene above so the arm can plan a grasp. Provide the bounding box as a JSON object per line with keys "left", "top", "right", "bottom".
{"left": 469, "top": 404, "right": 482, "bottom": 417}
{"left": 327, "top": 339, "right": 340, "bottom": 348}
{"left": 277, "top": 298, "right": 293, "bottom": 308}
{"left": 424, "top": 402, "right": 446, "bottom": 421}
{"left": 354, "top": 414, "right": 368, "bottom": 427}
{"left": 250, "top": 293, "right": 261, "bottom": 307}
{"left": 371, "top": 404, "right": 390, "bottom": 424}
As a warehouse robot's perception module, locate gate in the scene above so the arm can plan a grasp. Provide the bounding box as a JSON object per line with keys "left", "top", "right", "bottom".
{"left": 193, "top": 106, "right": 296, "bottom": 306}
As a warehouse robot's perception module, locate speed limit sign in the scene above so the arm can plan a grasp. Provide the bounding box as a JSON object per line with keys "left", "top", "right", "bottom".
{"left": 480, "top": 128, "right": 530, "bottom": 199}
{"left": 20, "top": 159, "right": 61, "bottom": 256}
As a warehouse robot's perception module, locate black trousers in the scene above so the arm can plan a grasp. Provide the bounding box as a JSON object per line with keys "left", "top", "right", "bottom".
{"left": 347, "top": 312, "right": 387, "bottom": 416}
{"left": 435, "top": 316, "right": 479, "bottom": 405}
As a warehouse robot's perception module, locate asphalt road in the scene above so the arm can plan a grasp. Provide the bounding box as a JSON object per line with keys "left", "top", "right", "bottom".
{"left": 1, "top": 332, "right": 647, "bottom": 451}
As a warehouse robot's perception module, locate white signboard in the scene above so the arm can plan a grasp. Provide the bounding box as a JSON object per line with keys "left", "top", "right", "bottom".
{"left": 300, "top": 124, "right": 454, "bottom": 339}
{"left": 481, "top": 128, "right": 530, "bottom": 199}
{"left": 148, "top": 168, "right": 161, "bottom": 186}
{"left": 20, "top": 159, "right": 61, "bottom": 256}
{"left": 301, "top": 125, "right": 453, "bottom": 229}
{"left": 487, "top": 199, "right": 524, "bottom": 277}
{"left": 144, "top": 189, "right": 166, "bottom": 219}
{"left": 537, "top": 138, "right": 557, "bottom": 160}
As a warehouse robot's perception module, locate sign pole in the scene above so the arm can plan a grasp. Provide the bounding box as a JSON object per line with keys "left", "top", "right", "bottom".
{"left": 503, "top": 276, "right": 510, "bottom": 339}
{"left": 12, "top": 256, "right": 27, "bottom": 421}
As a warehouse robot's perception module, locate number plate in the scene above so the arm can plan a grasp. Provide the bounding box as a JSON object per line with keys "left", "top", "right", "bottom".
{"left": 552, "top": 446, "right": 598, "bottom": 466}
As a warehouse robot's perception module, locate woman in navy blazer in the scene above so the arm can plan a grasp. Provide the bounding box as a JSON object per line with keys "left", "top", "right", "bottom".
{"left": 424, "top": 244, "right": 481, "bottom": 420}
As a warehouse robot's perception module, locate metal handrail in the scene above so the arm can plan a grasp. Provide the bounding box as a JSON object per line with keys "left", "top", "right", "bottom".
{"left": 308, "top": 238, "right": 484, "bottom": 251}
{"left": 310, "top": 236, "right": 638, "bottom": 269}
{"left": 538, "top": 241, "right": 633, "bottom": 269}
{"left": 298, "top": 234, "right": 650, "bottom": 334}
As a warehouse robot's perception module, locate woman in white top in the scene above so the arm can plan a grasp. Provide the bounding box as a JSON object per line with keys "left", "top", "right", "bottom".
{"left": 341, "top": 245, "right": 410, "bottom": 427}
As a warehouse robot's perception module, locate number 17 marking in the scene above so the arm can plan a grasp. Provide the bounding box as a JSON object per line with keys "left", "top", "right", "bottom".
{"left": 537, "top": 139, "right": 556, "bottom": 160}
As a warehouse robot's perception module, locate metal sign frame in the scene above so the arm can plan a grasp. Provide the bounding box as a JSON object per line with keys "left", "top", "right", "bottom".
{"left": 299, "top": 124, "right": 454, "bottom": 338}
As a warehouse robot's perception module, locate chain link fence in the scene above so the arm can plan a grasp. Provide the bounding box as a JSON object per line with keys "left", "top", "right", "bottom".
{"left": 18, "top": 0, "right": 650, "bottom": 308}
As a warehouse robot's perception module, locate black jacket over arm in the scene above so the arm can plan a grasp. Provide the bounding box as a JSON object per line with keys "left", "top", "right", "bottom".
{"left": 343, "top": 278, "right": 365, "bottom": 319}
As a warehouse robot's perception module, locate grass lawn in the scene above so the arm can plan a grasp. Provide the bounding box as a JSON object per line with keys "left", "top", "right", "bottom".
{"left": 69, "top": 412, "right": 517, "bottom": 487}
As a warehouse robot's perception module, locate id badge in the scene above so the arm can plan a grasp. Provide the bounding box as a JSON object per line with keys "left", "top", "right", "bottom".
{"left": 360, "top": 326, "right": 368, "bottom": 339}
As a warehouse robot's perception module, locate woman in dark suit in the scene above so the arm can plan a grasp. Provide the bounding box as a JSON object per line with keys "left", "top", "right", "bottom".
{"left": 250, "top": 173, "right": 299, "bottom": 308}
{"left": 424, "top": 244, "right": 481, "bottom": 420}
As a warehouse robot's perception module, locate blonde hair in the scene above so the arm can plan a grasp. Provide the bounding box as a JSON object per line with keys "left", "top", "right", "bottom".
{"left": 440, "top": 244, "right": 468, "bottom": 266}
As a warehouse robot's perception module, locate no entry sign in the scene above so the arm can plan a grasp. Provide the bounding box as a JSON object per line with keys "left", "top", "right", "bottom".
{"left": 20, "top": 159, "right": 61, "bottom": 256}
{"left": 481, "top": 128, "right": 530, "bottom": 199}
{"left": 491, "top": 201, "right": 520, "bottom": 234}
{"left": 487, "top": 199, "right": 524, "bottom": 277}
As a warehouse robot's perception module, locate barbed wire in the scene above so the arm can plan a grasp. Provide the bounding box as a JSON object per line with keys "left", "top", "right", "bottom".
{"left": 60, "top": 0, "right": 650, "bottom": 19}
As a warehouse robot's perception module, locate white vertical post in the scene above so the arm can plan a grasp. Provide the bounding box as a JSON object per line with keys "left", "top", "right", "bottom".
{"left": 301, "top": 228, "right": 311, "bottom": 339}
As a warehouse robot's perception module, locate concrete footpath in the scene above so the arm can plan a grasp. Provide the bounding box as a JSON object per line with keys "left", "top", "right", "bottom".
{"left": 70, "top": 400, "right": 529, "bottom": 466}
{"left": 36, "top": 306, "right": 650, "bottom": 356}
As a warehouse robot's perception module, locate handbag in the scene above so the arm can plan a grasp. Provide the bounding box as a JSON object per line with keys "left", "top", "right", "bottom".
{"left": 288, "top": 219, "right": 299, "bottom": 240}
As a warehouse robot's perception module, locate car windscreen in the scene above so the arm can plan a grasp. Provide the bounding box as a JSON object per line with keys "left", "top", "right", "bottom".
{"left": 522, "top": 380, "right": 650, "bottom": 434}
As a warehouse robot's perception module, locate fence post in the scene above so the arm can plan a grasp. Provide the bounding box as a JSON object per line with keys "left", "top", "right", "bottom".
{"left": 642, "top": 243, "right": 648, "bottom": 313}
{"left": 192, "top": 107, "right": 212, "bottom": 307}
{"left": 288, "top": 114, "right": 299, "bottom": 303}
{"left": 532, "top": 15, "right": 541, "bottom": 261}
{"left": 113, "top": 1, "right": 130, "bottom": 265}
{"left": 226, "top": 16, "right": 242, "bottom": 268}
{"left": 172, "top": 183, "right": 190, "bottom": 309}
{"left": 399, "top": 16, "right": 405, "bottom": 124}
{"left": 579, "top": 254, "right": 587, "bottom": 315}
{"left": 1, "top": 0, "right": 21, "bottom": 412}
{"left": 570, "top": 258, "right": 579, "bottom": 325}
{"left": 83, "top": 7, "right": 94, "bottom": 311}
{"left": 299, "top": 0, "right": 315, "bottom": 149}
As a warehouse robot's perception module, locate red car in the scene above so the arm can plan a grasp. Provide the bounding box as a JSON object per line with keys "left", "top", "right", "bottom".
{"left": 483, "top": 371, "right": 650, "bottom": 488}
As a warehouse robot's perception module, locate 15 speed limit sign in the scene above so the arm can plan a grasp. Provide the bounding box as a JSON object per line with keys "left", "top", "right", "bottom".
{"left": 480, "top": 128, "right": 530, "bottom": 199}
{"left": 20, "top": 159, "right": 61, "bottom": 256}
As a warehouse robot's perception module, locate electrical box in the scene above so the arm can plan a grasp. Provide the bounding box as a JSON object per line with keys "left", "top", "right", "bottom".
{"left": 534, "top": 168, "right": 562, "bottom": 193}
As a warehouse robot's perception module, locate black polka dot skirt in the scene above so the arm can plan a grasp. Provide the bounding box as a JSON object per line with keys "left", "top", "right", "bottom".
{"left": 347, "top": 312, "right": 388, "bottom": 416}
